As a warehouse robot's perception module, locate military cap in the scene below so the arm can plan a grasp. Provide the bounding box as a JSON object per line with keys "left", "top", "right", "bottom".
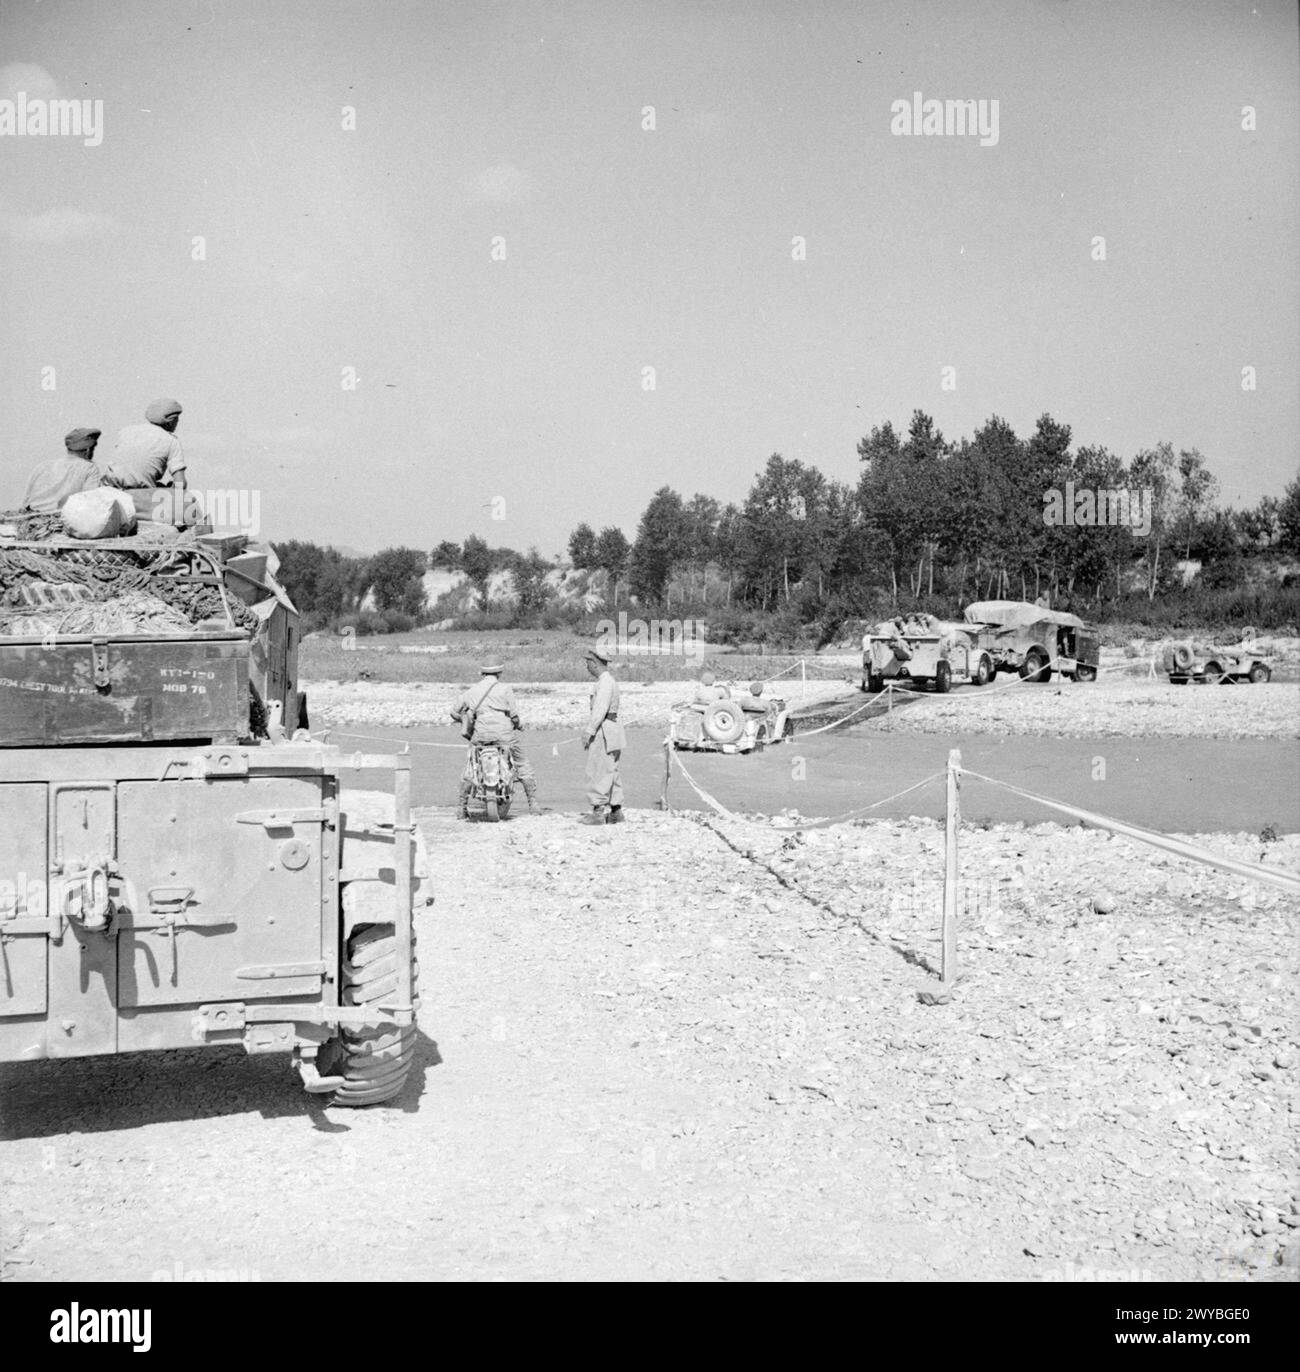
{"left": 64, "top": 427, "right": 102, "bottom": 453}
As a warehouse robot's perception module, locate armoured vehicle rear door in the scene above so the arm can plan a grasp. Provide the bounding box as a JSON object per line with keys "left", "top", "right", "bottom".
{"left": 115, "top": 775, "right": 327, "bottom": 1008}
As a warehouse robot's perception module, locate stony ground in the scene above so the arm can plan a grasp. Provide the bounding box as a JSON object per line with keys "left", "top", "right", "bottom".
{"left": 879, "top": 678, "right": 1298, "bottom": 740}
{"left": 2, "top": 809, "right": 1295, "bottom": 1282}
{"left": 309, "top": 677, "right": 851, "bottom": 732}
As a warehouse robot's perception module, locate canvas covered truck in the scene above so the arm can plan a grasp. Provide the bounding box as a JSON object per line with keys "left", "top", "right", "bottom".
{"left": 0, "top": 515, "right": 427, "bottom": 1106}
{"left": 963, "top": 600, "right": 1100, "bottom": 683}
{"left": 861, "top": 614, "right": 994, "bottom": 693}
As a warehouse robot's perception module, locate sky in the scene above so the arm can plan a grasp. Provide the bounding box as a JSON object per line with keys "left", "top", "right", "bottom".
{"left": 1, "top": 0, "right": 1296, "bottom": 556}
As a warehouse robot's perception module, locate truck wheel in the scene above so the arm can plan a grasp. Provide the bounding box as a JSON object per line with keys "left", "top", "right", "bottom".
{"left": 329, "top": 923, "right": 417, "bottom": 1106}
{"left": 1074, "top": 665, "right": 1097, "bottom": 683}
{"left": 973, "top": 654, "right": 993, "bottom": 686}
{"left": 1248, "top": 662, "right": 1271, "bottom": 684}
{"left": 1202, "top": 660, "right": 1227, "bottom": 685}
{"left": 1021, "top": 650, "right": 1051, "bottom": 683}
{"left": 934, "top": 661, "right": 952, "bottom": 694}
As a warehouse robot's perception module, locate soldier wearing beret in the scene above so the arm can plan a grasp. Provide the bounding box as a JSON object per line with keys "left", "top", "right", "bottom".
{"left": 581, "top": 644, "right": 626, "bottom": 825}
{"left": 21, "top": 427, "right": 104, "bottom": 512}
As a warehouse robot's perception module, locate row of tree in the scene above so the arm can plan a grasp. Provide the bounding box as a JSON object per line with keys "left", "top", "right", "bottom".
{"left": 581, "top": 413, "right": 1299, "bottom": 616}
{"left": 277, "top": 410, "right": 1299, "bottom": 633}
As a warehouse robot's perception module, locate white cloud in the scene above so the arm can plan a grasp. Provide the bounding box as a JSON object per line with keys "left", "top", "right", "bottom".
{"left": 470, "top": 163, "right": 532, "bottom": 204}
{"left": 0, "top": 62, "right": 59, "bottom": 102}
{"left": 1, "top": 207, "right": 120, "bottom": 244}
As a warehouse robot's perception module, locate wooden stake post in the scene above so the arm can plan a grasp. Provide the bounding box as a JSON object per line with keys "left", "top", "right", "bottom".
{"left": 942, "top": 748, "right": 961, "bottom": 987}
{"left": 658, "top": 738, "right": 672, "bottom": 809}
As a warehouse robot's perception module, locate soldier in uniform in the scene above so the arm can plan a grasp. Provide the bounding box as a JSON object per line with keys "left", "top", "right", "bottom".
{"left": 580, "top": 644, "right": 625, "bottom": 825}
{"left": 21, "top": 427, "right": 103, "bottom": 512}
{"left": 450, "top": 663, "right": 538, "bottom": 818}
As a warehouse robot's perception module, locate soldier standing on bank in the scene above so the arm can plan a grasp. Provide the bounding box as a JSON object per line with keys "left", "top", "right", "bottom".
{"left": 580, "top": 644, "right": 625, "bottom": 825}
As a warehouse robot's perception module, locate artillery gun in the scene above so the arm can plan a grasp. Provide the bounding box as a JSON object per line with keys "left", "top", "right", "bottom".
{"left": 0, "top": 508, "right": 426, "bottom": 1106}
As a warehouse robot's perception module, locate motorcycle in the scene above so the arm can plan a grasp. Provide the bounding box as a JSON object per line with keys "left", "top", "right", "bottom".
{"left": 464, "top": 740, "right": 517, "bottom": 821}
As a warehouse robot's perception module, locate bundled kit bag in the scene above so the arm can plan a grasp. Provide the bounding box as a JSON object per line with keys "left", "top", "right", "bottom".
{"left": 61, "top": 488, "right": 139, "bottom": 540}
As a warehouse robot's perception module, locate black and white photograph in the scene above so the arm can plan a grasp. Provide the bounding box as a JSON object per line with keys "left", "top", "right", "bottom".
{"left": 0, "top": 0, "right": 1297, "bottom": 1316}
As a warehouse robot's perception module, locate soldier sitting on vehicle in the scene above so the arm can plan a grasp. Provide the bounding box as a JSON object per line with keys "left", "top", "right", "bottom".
{"left": 739, "top": 681, "right": 769, "bottom": 714}
{"left": 21, "top": 427, "right": 103, "bottom": 512}
{"left": 690, "top": 669, "right": 730, "bottom": 707}
{"left": 450, "top": 663, "right": 538, "bottom": 818}
{"left": 100, "top": 398, "right": 187, "bottom": 500}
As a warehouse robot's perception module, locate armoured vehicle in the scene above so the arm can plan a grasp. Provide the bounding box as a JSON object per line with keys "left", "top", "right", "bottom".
{"left": 862, "top": 615, "right": 993, "bottom": 694}
{"left": 963, "top": 600, "right": 1100, "bottom": 683}
{"left": 0, "top": 508, "right": 427, "bottom": 1106}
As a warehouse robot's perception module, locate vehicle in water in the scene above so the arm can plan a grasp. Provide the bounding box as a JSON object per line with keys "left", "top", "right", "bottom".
{"left": 463, "top": 740, "right": 517, "bottom": 820}
{"left": 962, "top": 600, "right": 1100, "bottom": 683}
{"left": 861, "top": 614, "right": 994, "bottom": 694}
{"left": 0, "top": 504, "right": 427, "bottom": 1107}
{"left": 669, "top": 684, "right": 792, "bottom": 753}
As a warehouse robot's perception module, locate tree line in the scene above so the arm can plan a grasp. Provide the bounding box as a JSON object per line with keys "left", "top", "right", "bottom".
{"left": 277, "top": 410, "right": 1300, "bottom": 637}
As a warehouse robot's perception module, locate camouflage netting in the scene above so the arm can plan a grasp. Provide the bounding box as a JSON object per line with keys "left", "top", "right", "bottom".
{"left": 0, "top": 532, "right": 260, "bottom": 637}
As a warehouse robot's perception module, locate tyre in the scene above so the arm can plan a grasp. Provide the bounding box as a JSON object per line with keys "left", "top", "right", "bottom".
{"left": 1202, "top": 660, "right": 1227, "bottom": 685}
{"left": 934, "top": 660, "right": 952, "bottom": 694}
{"left": 782, "top": 716, "right": 795, "bottom": 740}
{"left": 752, "top": 728, "right": 766, "bottom": 754}
{"left": 327, "top": 923, "right": 418, "bottom": 1106}
{"left": 1248, "top": 662, "right": 1271, "bottom": 684}
{"left": 1074, "top": 664, "right": 1097, "bottom": 683}
{"left": 865, "top": 670, "right": 884, "bottom": 694}
{"left": 320, "top": 791, "right": 429, "bottom": 1108}
{"left": 1171, "top": 643, "right": 1194, "bottom": 672}
{"left": 1021, "top": 649, "right": 1051, "bottom": 683}
{"left": 1169, "top": 675, "right": 1189, "bottom": 685}
{"left": 486, "top": 796, "right": 499, "bottom": 822}
{"left": 973, "top": 654, "right": 993, "bottom": 687}
{"left": 703, "top": 700, "right": 746, "bottom": 744}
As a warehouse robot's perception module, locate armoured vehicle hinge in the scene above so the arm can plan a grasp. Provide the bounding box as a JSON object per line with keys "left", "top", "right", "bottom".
{"left": 234, "top": 961, "right": 327, "bottom": 981}
{"left": 234, "top": 807, "right": 327, "bottom": 829}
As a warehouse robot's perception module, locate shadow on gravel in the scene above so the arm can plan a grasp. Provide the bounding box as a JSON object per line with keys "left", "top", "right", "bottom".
{"left": 0, "top": 1030, "right": 443, "bottom": 1140}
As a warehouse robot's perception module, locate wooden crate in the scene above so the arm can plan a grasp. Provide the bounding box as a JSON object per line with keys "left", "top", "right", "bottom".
{"left": 0, "top": 632, "right": 249, "bottom": 745}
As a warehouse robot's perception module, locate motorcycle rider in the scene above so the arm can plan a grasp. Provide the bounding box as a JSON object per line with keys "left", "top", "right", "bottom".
{"left": 450, "top": 663, "right": 538, "bottom": 818}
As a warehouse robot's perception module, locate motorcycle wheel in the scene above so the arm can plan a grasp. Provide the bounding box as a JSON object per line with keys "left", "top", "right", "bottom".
{"left": 486, "top": 797, "right": 499, "bottom": 822}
